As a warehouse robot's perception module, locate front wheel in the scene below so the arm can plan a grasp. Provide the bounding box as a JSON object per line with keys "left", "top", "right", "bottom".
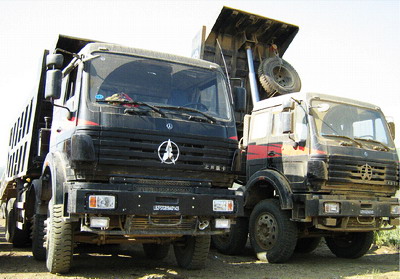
{"left": 249, "top": 199, "right": 297, "bottom": 263}
{"left": 46, "top": 204, "right": 73, "bottom": 274}
{"left": 325, "top": 232, "right": 374, "bottom": 259}
{"left": 173, "top": 235, "right": 210, "bottom": 270}
{"left": 212, "top": 217, "right": 248, "bottom": 255}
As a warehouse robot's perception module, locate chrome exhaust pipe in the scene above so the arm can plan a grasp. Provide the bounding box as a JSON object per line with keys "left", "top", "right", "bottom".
{"left": 198, "top": 220, "right": 210, "bottom": 230}
{"left": 246, "top": 46, "right": 260, "bottom": 104}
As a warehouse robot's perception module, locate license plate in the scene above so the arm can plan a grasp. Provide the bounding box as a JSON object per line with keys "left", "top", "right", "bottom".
{"left": 153, "top": 205, "right": 180, "bottom": 211}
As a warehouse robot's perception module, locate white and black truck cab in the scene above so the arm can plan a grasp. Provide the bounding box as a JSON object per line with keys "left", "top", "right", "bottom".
{"left": 197, "top": 7, "right": 399, "bottom": 264}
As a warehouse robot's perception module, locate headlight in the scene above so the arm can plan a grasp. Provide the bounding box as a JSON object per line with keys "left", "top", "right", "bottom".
{"left": 324, "top": 202, "right": 340, "bottom": 214}
{"left": 213, "top": 200, "right": 234, "bottom": 212}
{"left": 88, "top": 195, "right": 116, "bottom": 209}
{"left": 391, "top": 205, "right": 400, "bottom": 215}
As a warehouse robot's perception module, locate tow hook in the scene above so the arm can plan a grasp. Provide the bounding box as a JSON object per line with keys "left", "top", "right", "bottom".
{"left": 198, "top": 220, "right": 210, "bottom": 230}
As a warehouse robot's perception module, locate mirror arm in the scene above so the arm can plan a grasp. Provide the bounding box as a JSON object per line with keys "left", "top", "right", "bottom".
{"left": 53, "top": 101, "right": 72, "bottom": 120}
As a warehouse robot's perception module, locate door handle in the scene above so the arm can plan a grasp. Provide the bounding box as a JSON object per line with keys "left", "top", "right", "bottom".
{"left": 268, "top": 151, "right": 276, "bottom": 156}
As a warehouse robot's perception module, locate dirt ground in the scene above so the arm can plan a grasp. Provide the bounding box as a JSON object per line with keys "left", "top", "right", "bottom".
{"left": 0, "top": 219, "right": 399, "bottom": 279}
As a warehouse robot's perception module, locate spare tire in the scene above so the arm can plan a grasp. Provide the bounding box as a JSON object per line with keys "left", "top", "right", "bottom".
{"left": 258, "top": 57, "right": 301, "bottom": 97}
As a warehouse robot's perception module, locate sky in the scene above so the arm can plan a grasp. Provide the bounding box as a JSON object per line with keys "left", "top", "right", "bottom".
{"left": 0, "top": 0, "right": 399, "bottom": 166}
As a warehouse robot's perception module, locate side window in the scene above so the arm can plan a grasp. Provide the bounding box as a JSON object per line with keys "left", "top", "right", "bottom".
{"left": 250, "top": 111, "right": 272, "bottom": 140}
{"left": 64, "top": 67, "right": 78, "bottom": 104}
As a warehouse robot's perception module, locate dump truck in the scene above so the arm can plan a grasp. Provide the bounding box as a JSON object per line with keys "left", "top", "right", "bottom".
{"left": 0, "top": 35, "right": 244, "bottom": 273}
{"left": 195, "top": 7, "right": 400, "bottom": 263}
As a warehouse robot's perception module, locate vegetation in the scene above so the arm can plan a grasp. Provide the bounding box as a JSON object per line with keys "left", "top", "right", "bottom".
{"left": 374, "top": 227, "right": 400, "bottom": 248}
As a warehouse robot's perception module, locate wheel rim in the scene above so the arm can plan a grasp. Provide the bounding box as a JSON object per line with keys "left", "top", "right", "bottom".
{"left": 272, "top": 66, "right": 294, "bottom": 88}
{"left": 255, "top": 212, "right": 278, "bottom": 250}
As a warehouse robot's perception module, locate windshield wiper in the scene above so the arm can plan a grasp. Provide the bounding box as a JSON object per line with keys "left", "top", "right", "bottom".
{"left": 96, "top": 99, "right": 166, "bottom": 118}
{"left": 354, "top": 137, "right": 390, "bottom": 151}
{"left": 156, "top": 105, "right": 216, "bottom": 123}
{"left": 322, "top": 134, "right": 363, "bottom": 148}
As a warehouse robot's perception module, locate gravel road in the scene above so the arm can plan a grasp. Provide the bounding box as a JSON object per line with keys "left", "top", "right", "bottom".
{"left": 0, "top": 219, "right": 399, "bottom": 279}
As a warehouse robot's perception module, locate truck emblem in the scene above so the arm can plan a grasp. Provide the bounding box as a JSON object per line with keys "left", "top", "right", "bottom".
{"left": 166, "top": 123, "right": 173, "bottom": 130}
{"left": 360, "top": 163, "right": 373, "bottom": 181}
{"left": 158, "top": 139, "right": 180, "bottom": 164}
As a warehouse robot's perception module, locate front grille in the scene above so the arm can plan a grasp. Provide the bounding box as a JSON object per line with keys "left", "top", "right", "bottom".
{"left": 96, "top": 129, "right": 236, "bottom": 172}
{"left": 327, "top": 155, "right": 398, "bottom": 186}
{"left": 126, "top": 215, "right": 197, "bottom": 232}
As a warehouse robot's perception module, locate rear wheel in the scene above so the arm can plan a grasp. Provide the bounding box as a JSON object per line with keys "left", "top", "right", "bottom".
{"left": 212, "top": 217, "right": 248, "bottom": 255}
{"left": 173, "top": 235, "right": 210, "bottom": 270}
{"left": 46, "top": 203, "right": 73, "bottom": 274}
{"left": 143, "top": 243, "right": 170, "bottom": 260}
{"left": 325, "top": 232, "right": 374, "bottom": 259}
{"left": 294, "top": 237, "right": 321, "bottom": 254}
{"left": 5, "top": 198, "right": 31, "bottom": 247}
{"left": 249, "top": 199, "right": 297, "bottom": 263}
{"left": 32, "top": 213, "right": 47, "bottom": 261}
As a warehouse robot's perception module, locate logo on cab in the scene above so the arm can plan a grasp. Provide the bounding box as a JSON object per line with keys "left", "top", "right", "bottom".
{"left": 158, "top": 139, "right": 180, "bottom": 164}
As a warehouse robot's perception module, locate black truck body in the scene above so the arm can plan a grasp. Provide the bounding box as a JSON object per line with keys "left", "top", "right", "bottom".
{"left": 0, "top": 35, "right": 244, "bottom": 273}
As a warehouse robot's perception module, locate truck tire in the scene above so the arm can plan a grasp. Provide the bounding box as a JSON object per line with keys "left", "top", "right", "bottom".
{"left": 173, "top": 235, "right": 210, "bottom": 270}
{"left": 258, "top": 57, "right": 301, "bottom": 97}
{"left": 32, "top": 214, "right": 47, "bottom": 261}
{"left": 143, "top": 243, "right": 170, "bottom": 260}
{"left": 5, "top": 198, "right": 31, "bottom": 247}
{"left": 325, "top": 232, "right": 374, "bottom": 259}
{"left": 294, "top": 237, "right": 321, "bottom": 254}
{"left": 46, "top": 204, "right": 73, "bottom": 274}
{"left": 211, "top": 217, "right": 248, "bottom": 255}
{"left": 249, "top": 199, "right": 297, "bottom": 263}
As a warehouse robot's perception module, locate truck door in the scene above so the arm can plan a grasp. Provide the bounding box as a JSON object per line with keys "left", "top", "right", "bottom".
{"left": 50, "top": 65, "right": 81, "bottom": 150}
{"left": 267, "top": 103, "right": 309, "bottom": 190}
{"left": 246, "top": 109, "right": 273, "bottom": 179}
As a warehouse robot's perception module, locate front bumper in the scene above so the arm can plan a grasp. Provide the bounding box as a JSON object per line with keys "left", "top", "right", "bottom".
{"left": 302, "top": 194, "right": 399, "bottom": 231}
{"left": 67, "top": 182, "right": 244, "bottom": 216}
{"left": 305, "top": 195, "right": 399, "bottom": 217}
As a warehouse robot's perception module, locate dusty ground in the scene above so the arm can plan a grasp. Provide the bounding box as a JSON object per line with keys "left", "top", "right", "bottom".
{"left": 0, "top": 219, "right": 399, "bottom": 279}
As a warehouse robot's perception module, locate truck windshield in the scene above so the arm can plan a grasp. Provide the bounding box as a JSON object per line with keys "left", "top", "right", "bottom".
{"left": 87, "top": 52, "right": 231, "bottom": 120}
{"left": 311, "top": 100, "right": 394, "bottom": 148}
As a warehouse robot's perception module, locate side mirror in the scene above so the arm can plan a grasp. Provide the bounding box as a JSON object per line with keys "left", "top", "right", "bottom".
{"left": 45, "top": 70, "right": 62, "bottom": 100}
{"left": 388, "top": 121, "right": 395, "bottom": 140}
{"left": 46, "top": 54, "right": 64, "bottom": 69}
{"left": 233, "top": 87, "right": 247, "bottom": 113}
{"left": 282, "top": 111, "right": 293, "bottom": 134}
{"left": 45, "top": 54, "right": 64, "bottom": 100}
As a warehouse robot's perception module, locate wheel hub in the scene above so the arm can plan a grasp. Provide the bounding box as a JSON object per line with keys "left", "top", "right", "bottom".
{"left": 255, "top": 213, "right": 278, "bottom": 250}
{"left": 273, "top": 66, "right": 294, "bottom": 87}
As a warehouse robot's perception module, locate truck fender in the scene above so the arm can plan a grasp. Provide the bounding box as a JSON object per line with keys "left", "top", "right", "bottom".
{"left": 245, "top": 169, "right": 293, "bottom": 210}
{"left": 42, "top": 152, "right": 69, "bottom": 205}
